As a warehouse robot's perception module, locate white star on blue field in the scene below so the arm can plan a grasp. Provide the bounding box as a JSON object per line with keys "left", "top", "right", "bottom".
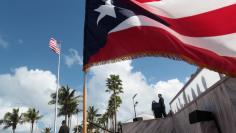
{"left": 0, "top": 0, "right": 196, "bottom": 132}
{"left": 94, "top": 2, "right": 117, "bottom": 25}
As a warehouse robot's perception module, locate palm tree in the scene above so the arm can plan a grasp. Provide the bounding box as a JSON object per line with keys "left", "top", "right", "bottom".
{"left": 22, "top": 108, "right": 43, "bottom": 133}
{"left": 103, "top": 113, "right": 109, "bottom": 131}
{"left": 42, "top": 127, "right": 52, "bottom": 133}
{"left": 87, "top": 106, "right": 98, "bottom": 133}
{"left": 106, "top": 94, "right": 122, "bottom": 131}
{"left": 106, "top": 74, "right": 123, "bottom": 132}
{"left": 106, "top": 104, "right": 115, "bottom": 131}
{"left": 49, "top": 85, "right": 81, "bottom": 129}
{"left": 97, "top": 112, "right": 109, "bottom": 133}
{"left": 97, "top": 113, "right": 108, "bottom": 129}
{"left": 73, "top": 125, "right": 82, "bottom": 133}
{"left": 108, "top": 94, "right": 122, "bottom": 110}
{"left": 0, "top": 108, "right": 23, "bottom": 133}
{"left": 106, "top": 75, "right": 123, "bottom": 94}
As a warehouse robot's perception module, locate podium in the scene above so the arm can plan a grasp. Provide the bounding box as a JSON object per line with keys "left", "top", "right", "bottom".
{"left": 133, "top": 117, "right": 143, "bottom": 122}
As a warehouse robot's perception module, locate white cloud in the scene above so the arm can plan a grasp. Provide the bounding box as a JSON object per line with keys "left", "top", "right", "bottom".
{"left": 0, "top": 67, "right": 66, "bottom": 132}
{"left": 0, "top": 63, "right": 186, "bottom": 132}
{"left": 87, "top": 61, "right": 185, "bottom": 122}
{"left": 64, "top": 48, "right": 83, "bottom": 67}
{"left": 0, "top": 36, "right": 9, "bottom": 48}
{"left": 184, "top": 76, "right": 190, "bottom": 83}
{"left": 153, "top": 79, "right": 184, "bottom": 111}
{"left": 0, "top": 67, "right": 56, "bottom": 110}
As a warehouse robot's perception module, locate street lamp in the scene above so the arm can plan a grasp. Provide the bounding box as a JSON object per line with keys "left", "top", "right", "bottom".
{"left": 132, "top": 93, "right": 138, "bottom": 118}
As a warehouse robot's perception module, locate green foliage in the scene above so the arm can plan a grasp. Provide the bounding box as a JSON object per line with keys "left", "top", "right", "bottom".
{"left": 73, "top": 125, "right": 82, "bottom": 133}
{"left": 22, "top": 108, "right": 43, "bottom": 123}
{"left": 49, "top": 85, "right": 82, "bottom": 131}
{"left": 0, "top": 108, "right": 23, "bottom": 133}
{"left": 49, "top": 85, "right": 82, "bottom": 119}
{"left": 22, "top": 108, "right": 43, "bottom": 133}
{"left": 106, "top": 75, "right": 123, "bottom": 94}
{"left": 106, "top": 74, "right": 123, "bottom": 115}
{"left": 87, "top": 106, "right": 99, "bottom": 133}
{"left": 97, "top": 112, "right": 108, "bottom": 128}
{"left": 108, "top": 94, "right": 122, "bottom": 110}
{"left": 105, "top": 74, "right": 123, "bottom": 132}
{"left": 42, "top": 127, "right": 52, "bottom": 133}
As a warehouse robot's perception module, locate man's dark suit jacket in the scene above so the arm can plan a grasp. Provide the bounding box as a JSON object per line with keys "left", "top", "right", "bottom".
{"left": 59, "top": 125, "right": 69, "bottom": 133}
{"left": 159, "top": 97, "right": 165, "bottom": 108}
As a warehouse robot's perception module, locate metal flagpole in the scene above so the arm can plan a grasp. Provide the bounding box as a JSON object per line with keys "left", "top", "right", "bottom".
{"left": 77, "top": 110, "right": 79, "bottom": 133}
{"left": 83, "top": 72, "right": 87, "bottom": 133}
{"left": 53, "top": 42, "right": 61, "bottom": 133}
{"left": 35, "top": 120, "right": 38, "bottom": 133}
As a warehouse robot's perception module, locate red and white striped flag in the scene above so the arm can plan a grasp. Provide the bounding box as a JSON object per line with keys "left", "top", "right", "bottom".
{"left": 83, "top": 0, "right": 236, "bottom": 76}
{"left": 49, "top": 38, "right": 60, "bottom": 54}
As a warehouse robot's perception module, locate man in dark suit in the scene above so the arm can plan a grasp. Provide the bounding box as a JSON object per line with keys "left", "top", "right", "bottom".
{"left": 59, "top": 120, "right": 69, "bottom": 133}
{"left": 158, "top": 94, "right": 167, "bottom": 118}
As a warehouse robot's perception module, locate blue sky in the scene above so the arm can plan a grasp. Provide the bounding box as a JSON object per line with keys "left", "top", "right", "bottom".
{"left": 0, "top": 0, "right": 86, "bottom": 89}
{"left": 0, "top": 0, "right": 196, "bottom": 90}
{"left": 0, "top": 0, "right": 197, "bottom": 132}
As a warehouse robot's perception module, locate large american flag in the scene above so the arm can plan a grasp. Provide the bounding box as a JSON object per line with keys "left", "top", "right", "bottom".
{"left": 49, "top": 38, "right": 60, "bottom": 54}
{"left": 83, "top": 0, "right": 236, "bottom": 76}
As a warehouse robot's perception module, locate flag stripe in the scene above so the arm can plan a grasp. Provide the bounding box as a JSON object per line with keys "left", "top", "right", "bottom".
{"left": 167, "top": 4, "right": 236, "bottom": 37}
{"left": 86, "top": 26, "right": 236, "bottom": 75}
{"left": 130, "top": 1, "right": 236, "bottom": 37}
{"left": 49, "top": 38, "right": 60, "bottom": 54}
{"left": 135, "top": 0, "right": 159, "bottom": 3}
{"left": 110, "top": 15, "right": 236, "bottom": 57}
{"left": 49, "top": 46, "right": 60, "bottom": 54}
{"left": 109, "top": 6, "right": 236, "bottom": 37}
{"left": 49, "top": 45, "right": 60, "bottom": 51}
{"left": 144, "top": 0, "right": 236, "bottom": 18}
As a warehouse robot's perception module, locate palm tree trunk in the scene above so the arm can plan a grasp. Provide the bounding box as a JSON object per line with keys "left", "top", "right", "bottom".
{"left": 114, "top": 114, "right": 116, "bottom": 133}
{"left": 31, "top": 122, "right": 34, "bottom": 133}
{"left": 68, "top": 116, "right": 71, "bottom": 133}
{"left": 13, "top": 129, "right": 15, "bottom": 133}
{"left": 67, "top": 115, "right": 69, "bottom": 126}
{"left": 70, "top": 117, "right": 72, "bottom": 133}
{"left": 114, "top": 90, "right": 117, "bottom": 133}
{"left": 65, "top": 115, "right": 68, "bottom": 125}
{"left": 111, "top": 117, "right": 114, "bottom": 132}
{"left": 104, "top": 122, "right": 108, "bottom": 133}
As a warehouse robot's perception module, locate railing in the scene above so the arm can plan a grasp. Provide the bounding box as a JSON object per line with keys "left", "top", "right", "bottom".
{"left": 169, "top": 68, "right": 222, "bottom": 114}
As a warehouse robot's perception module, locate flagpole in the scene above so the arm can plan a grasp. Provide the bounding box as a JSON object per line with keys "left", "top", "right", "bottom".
{"left": 83, "top": 72, "right": 87, "bottom": 133}
{"left": 77, "top": 110, "right": 79, "bottom": 133}
{"left": 54, "top": 43, "right": 61, "bottom": 133}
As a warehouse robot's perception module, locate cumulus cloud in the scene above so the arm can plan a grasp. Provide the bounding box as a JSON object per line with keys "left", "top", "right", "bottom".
{"left": 64, "top": 48, "right": 83, "bottom": 67}
{"left": 0, "top": 67, "right": 56, "bottom": 110}
{"left": 0, "top": 67, "right": 83, "bottom": 133}
{"left": 0, "top": 36, "right": 9, "bottom": 48}
{"left": 0, "top": 63, "right": 185, "bottom": 132}
{"left": 0, "top": 67, "right": 64, "bottom": 132}
{"left": 153, "top": 79, "right": 184, "bottom": 111}
{"left": 87, "top": 61, "right": 184, "bottom": 122}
